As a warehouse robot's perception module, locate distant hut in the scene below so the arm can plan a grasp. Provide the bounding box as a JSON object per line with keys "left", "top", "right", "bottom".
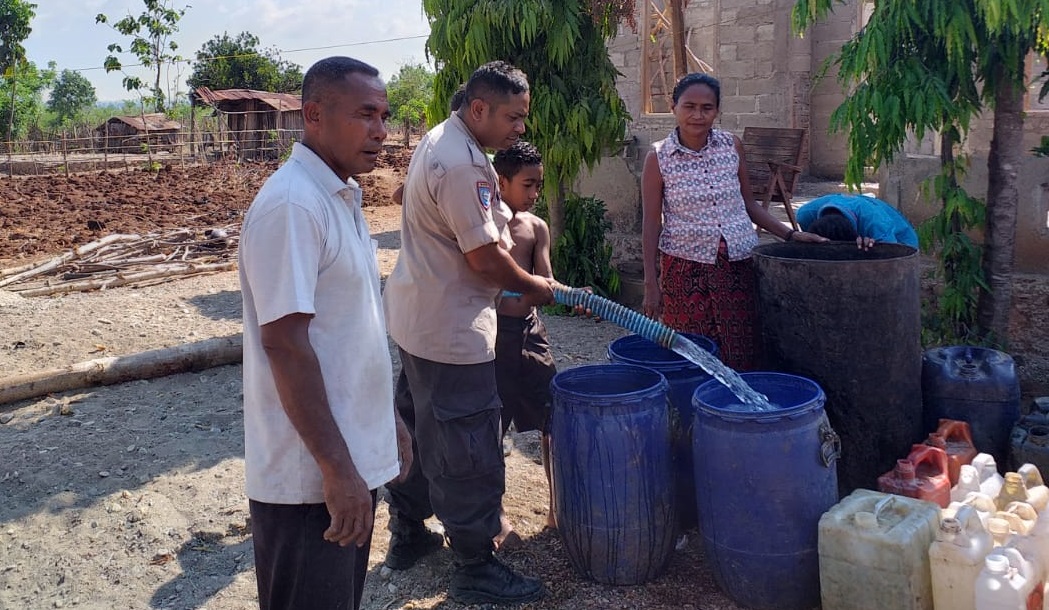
{"left": 193, "top": 88, "right": 303, "bottom": 160}
{"left": 96, "top": 113, "right": 183, "bottom": 153}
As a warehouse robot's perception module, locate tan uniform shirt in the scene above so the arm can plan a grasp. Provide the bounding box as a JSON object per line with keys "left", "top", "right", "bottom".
{"left": 384, "top": 113, "right": 514, "bottom": 365}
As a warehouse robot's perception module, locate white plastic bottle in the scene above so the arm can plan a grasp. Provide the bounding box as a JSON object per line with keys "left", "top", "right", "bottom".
{"left": 996, "top": 502, "right": 1039, "bottom": 537}
{"left": 988, "top": 517, "right": 1014, "bottom": 547}
{"left": 997, "top": 473, "right": 1032, "bottom": 511}
{"left": 1018, "top": 463, "right": 1049, "bottom": 513}
{"left": 974, "top": 453, "right": 1005, "bottom": 499}
{"left": 955, "top": 491, "right": 998, "bottom": 528}
{"left": 954, "top": 464, "right": 985, "bottom": 503}
{"left": 930, "top": 504, "right": 994, "bottom": 610}
{"left": 974, "top": 547, "right": 1043, "bottom": 610}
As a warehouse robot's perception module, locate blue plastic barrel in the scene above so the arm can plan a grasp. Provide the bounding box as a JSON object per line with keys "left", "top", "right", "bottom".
{"left": 923, "top": 346, "right": 1021, "bottom": 469}
{"left": 607, "top": 333, "right": 718, "bottom": 532}
{"left": 693, "top": 372, "right": 840, "bottom": 610}
{"left": 550, "top": 364, "right": 676, "bottom": 585}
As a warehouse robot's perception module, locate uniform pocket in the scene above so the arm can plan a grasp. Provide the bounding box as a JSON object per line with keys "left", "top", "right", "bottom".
{"left": 429, "top": 362, "right": 502, "bottom": 480}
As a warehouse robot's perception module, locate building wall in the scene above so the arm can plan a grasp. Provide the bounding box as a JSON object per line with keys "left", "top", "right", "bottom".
{"left": 579, "top": 0, "right": 859, "bottom": 264}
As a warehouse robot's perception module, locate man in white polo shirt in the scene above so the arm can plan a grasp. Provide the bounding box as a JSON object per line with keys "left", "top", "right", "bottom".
{"left": 239, "top": 56, "right": 411, "bottom": 610}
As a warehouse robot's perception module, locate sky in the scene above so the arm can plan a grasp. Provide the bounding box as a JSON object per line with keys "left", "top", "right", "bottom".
{"left": 23, "top": 0, "right": 432, "bottom": 103}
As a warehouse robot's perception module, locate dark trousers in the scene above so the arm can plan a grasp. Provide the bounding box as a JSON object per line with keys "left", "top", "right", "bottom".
{"left": 385, "top": 347, "right": 504, "bottom": 561}
{"left": 250, "top": 492, "right": 376, "bottom": 610}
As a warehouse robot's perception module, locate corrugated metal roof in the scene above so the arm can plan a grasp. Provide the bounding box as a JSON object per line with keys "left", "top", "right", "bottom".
{"left": 104, "top": 113, "right": 183, "bottom": 132}
{"left": 194, "top": 87, "right": 302, "bottom": 112}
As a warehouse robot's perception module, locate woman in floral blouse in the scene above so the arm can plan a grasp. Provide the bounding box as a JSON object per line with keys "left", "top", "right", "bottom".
{"left": 641, "top": 73, "right": 824, "bottom": 370}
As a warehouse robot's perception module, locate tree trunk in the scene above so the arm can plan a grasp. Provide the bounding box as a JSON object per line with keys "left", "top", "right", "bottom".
{"left": 7, "top": 75, "right": 16, "bottom": 176}
{"left": 549, "top": 182, "right": 567, "bottom": 251}
{"left": 977, "top": 74, "right": 1024, "bottom": 345}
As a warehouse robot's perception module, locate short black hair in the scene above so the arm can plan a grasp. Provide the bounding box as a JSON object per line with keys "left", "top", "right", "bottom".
{"left": 463, "top": 61, "right": 529, "bottom": 107}
{"left": 808, "top": 212, "right": 860, "bottom": 241}
{"left": 672, "top": 73, "right": 721, "bottom": 107}
{"left": 449, "top": 84, "right": 467, "bottom": 112}
{"left": 493, "top": 140, "right": 543, "bottom": 180}
{"left": 302, "top": 56, "right": 379, "bottom": 103}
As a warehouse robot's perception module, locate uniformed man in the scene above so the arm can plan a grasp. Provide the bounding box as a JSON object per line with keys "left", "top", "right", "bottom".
{"left": 382, "top": 61, "right": 553, "bottom": 605}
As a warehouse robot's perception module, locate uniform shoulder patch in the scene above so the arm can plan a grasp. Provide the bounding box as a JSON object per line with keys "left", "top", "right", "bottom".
{"left": 476, "top": 181, "right": 492, "bottom": 210}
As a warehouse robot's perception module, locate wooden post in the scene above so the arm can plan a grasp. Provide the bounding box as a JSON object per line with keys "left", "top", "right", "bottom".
{"left": 189, "top": 98, "right": 196, "bottom": 160}
{"left": 61, "top": 132, "right": 69, "bottom": 177}
{"left": 670, "top": 0, "right": 689, "bottom": 79}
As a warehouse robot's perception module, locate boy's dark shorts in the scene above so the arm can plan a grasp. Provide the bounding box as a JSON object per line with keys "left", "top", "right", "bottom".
{"left": 495, "top": 312, "right": 557, "bottom": 434}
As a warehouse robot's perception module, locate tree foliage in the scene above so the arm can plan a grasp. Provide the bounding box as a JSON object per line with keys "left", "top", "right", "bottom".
{"left": 792, "top": 0, "right": 1049, "bottom": 345}
{"left": 422, "top": 0, "right": 632, "bottom": 249}
{"left": 186, "top": 32, "right": 303, "bottom": 94}
{"left": 0, "top": 60, "right": 54, "bottom": 140}
{"left": 47, "top": 69, "right": 97, "bottom": 125}
{"left": 0, "top": 0, "right": 36, "bottom": 146}
{"left": 386, "top": 62, "right": 434, "bottom": 128}
{"left": 97, "top": 0, "right": 188, "bottom": 113}
{"left": 0, "top": 0, "right": 34, "bottom": 77}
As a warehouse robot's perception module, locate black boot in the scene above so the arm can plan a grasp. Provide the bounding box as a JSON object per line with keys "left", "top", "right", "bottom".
{"left": 449, "top": 554, "right": 544, "bottom": 605}
{"left": 384, "top": 521, "right": 444, "bottom": 570}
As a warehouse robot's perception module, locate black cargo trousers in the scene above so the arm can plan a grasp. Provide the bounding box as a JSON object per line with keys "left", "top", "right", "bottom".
{"left": 385, "top": 347, "right": 505, "bottom": 562}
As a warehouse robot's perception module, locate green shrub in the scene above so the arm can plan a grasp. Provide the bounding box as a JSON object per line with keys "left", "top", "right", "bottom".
{"left": 542, "top": 194, "right": 620, "bottom": 299}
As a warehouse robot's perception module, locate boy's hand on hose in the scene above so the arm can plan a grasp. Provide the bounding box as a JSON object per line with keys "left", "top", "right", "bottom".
{"left": 551, "top": 281, "right": 598, "bottom": 319}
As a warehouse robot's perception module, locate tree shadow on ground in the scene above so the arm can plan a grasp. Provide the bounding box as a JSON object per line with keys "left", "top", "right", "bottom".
{"left": 0, "top": 365, "right": 250, "bottom": 608}
{"left": 187, "top": 290, "right": 242, "bottom": 322}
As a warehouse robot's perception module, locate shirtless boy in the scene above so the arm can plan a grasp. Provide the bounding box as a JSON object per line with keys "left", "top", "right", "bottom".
{"left": 491, "top": 140, "right": 558, "bottom": 533}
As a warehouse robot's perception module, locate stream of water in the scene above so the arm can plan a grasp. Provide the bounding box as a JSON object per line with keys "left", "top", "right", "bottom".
{"left": 668, "top": 334, "right": 774, "bottom": 411}
{"left": 508, "top": 287, "right": 776, "bottom": 411}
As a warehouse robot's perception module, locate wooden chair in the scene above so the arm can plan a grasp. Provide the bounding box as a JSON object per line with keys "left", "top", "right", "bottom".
{"left": 742, "top": 127, "right": 806, "bottom": 231}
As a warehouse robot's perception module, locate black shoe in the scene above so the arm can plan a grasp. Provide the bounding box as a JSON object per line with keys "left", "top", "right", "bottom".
{"left": 449, "top": 555, "right": 544, "bottom": 605}
{"left": 384, "top": 525, "right": 444, "bottom": 570}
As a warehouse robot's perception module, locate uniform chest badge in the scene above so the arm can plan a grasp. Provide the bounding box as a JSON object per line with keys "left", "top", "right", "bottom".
{"left": 477, "top": 181, "right": 492, "bottom": 210}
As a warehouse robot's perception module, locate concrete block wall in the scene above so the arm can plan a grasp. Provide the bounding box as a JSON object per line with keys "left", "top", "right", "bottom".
{"left": 880, "top": 154, "right": 1049, "bottom": 275}
{"left": 577, "top": 0, "right": 865, "bottom": 266}
{"left": 804, "top": 1, "right": 863, "bottom": 177}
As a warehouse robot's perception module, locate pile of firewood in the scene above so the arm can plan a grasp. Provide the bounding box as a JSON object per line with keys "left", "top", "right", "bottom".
{"left": 0, "top": 227, "right": 238, "bottom": 297}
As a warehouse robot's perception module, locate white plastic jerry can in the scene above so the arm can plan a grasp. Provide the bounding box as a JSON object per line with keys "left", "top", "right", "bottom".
{"left": 975, "top": 547, "right": 1044, "bottom": 610}
{"left": 974, "top": 453, "right": 1006, "bottom": 499}
{"left": 955, "top": 464, "right": 986, "bottom": 503}
{"left": 819, "top": 489, "right": 940, "bottom": 610}
{"left": 1018, "top": 463, "right": 1049, "bottom": 513}
{"left": 951, "top": 491, "right": 999, "bottom": 529}
{"left": 996, "top": 502, "right": 1040, "bottom": 537}
{"left": 930, "top": 504, "right": 994, "bottom": 610}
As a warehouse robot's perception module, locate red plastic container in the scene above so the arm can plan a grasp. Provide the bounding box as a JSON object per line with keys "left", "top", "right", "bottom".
{"left": 925, "top": 419, "right": 979, "bottom": 486}
{"left": 877, "top": 444, "right": 952, "bottom": 507}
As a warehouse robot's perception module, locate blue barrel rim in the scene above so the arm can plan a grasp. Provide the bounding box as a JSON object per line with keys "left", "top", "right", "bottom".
{"left": 607, "top": 333, "right": 719, "bottom": 372}
{"left": 552, "top": 363, "right": 669, "bottom": 400}
{"left": 693, "top": 372, "right": 825, "bottom": 423}
{"left": 922, "top": 345, "right": 1016, "bottom": 365}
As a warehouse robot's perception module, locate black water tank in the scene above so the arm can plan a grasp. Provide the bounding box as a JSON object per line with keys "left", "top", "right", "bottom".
{"left": 923, "top": 346, "right": 1020, "bottom": 470}
{"left": 752, "top": 242, "right": 923, "bottom": 496}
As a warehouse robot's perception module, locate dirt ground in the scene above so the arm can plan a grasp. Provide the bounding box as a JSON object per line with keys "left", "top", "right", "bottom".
{"left": 0, "top": 157, "right": 746, "bottom": 610}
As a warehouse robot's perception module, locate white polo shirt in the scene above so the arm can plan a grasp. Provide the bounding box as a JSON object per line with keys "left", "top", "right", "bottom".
{"left": 239, "top": 142, "right": 398, "bottom": 504}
